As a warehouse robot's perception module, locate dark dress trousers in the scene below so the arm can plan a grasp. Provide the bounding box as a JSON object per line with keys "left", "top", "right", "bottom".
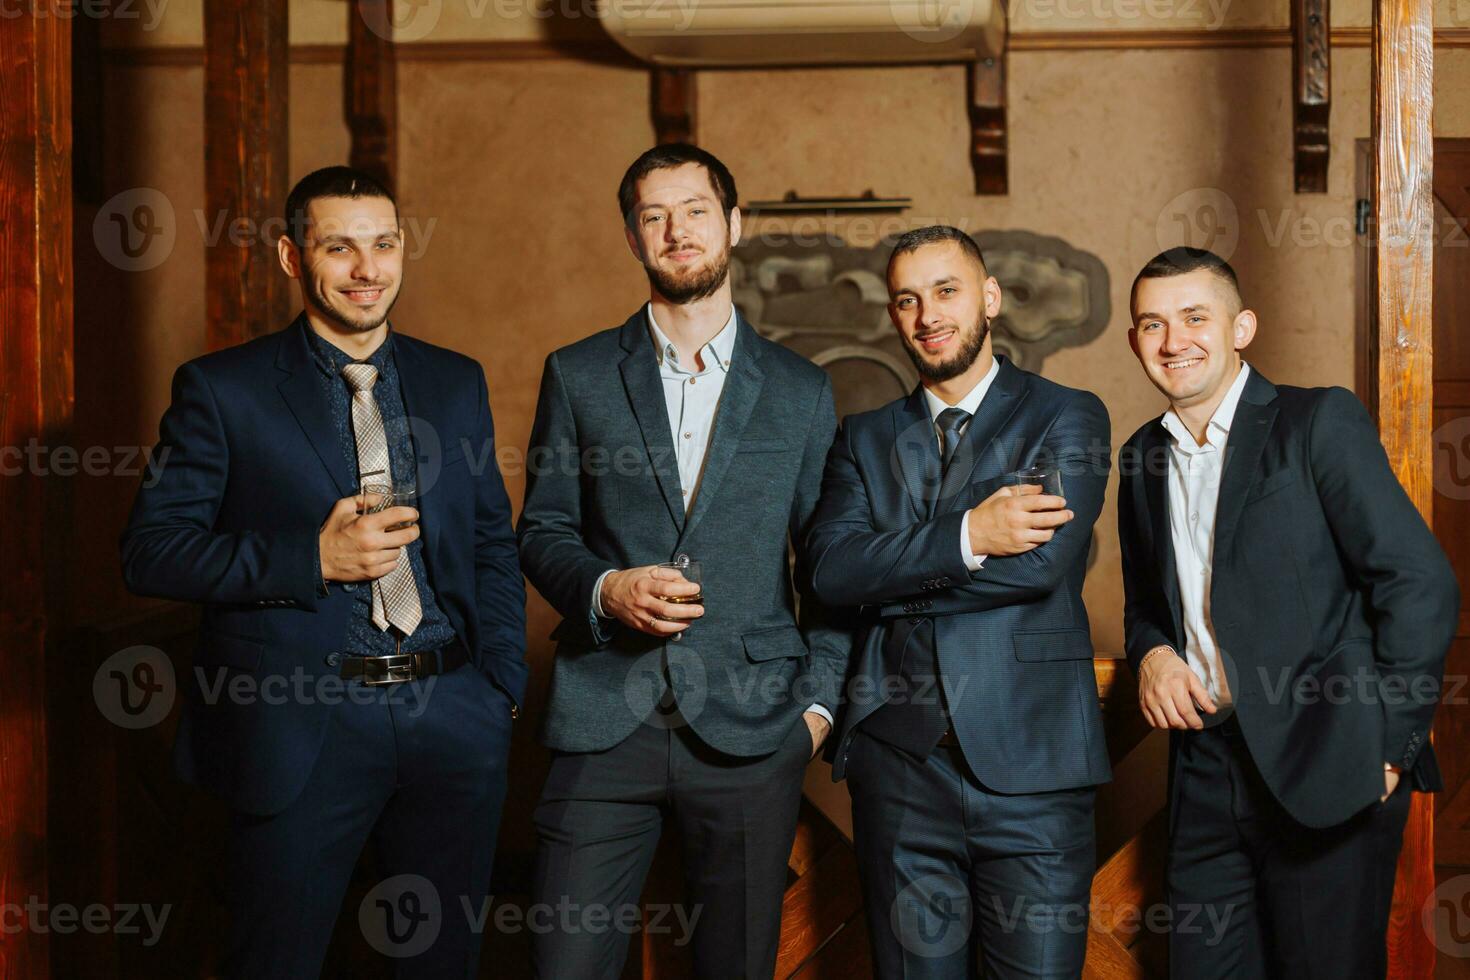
{"left": 1117, "top": 369, "right": 1459, "bottom": 979}
{"left": 121, "top": 316, "right": 526, "bottom": 978}
{"left": 808, "top": 357, "right": 1113, "bottom": 979}
{"left": 516, "top": 309, "right": 849, "bottom": 979}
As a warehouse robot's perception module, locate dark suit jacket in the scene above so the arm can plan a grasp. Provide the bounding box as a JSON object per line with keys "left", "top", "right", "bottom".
{"left": 121, "top": 317, "right": 527, "bottom": 816}
{"left": 1118, "top": 368, "right": 1459, "bottom": 829}
{"left": 516, "top": 309, "right": 850, "bottom": 757}
{"left": 809, "top": 357, "right": 1113, "bottom": 794}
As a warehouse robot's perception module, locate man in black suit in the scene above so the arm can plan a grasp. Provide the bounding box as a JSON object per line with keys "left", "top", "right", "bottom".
{"left": 516, "top": 144, "right": 849, "bottom": 979}
{"left": 808, "top": 226, "right": 1112, "bottom": 978}
{"left": 122, "top": 167, "right": 526, "bottom": 978}
{"left": 1118, "top": 247, "right": 1459, "bottom": 978}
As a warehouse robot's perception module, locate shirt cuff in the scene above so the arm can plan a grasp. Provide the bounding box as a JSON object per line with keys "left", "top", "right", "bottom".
{"left": 959, "top": 510, "right": 987, "bottom": 572}
{"left": 804, "top": 703, "right": 834, "bottom": 726}
{"left": 313, "top": 541, "right": 330, "bottom": 598}
{"left": 591, "top": 568, "right": 615, "bottom": 621}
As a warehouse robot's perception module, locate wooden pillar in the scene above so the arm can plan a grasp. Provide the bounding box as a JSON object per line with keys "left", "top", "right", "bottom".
{"left": 347, "top": 0, "right": 397, "bottom": 192}
{"left": 1292, "top": 0, "right": 1331, "bottom": 193}
{"left": 968, "top": 55, "right": 1008, "bottom": 196}
{"left": 1371, "top": 0, "right": 1437, "bottom": 973}
{"left": 0, "top": 4, "right": 73, "bottom": 976}
{"left": 651, "top": 68, "right": 696, "bottom": 145}
{"left": 204, "top": 0, "right": 290, "bottom": 351}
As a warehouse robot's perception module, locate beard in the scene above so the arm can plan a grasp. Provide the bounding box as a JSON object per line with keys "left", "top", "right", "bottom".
{"left": 902, "top": 310, "right": 990, "bottom": 384}
{"left": 305, "top": 266, "right": 398, "bottom": 333}
{"left": 644, "top": 239, "right": 731, "bottom": 305}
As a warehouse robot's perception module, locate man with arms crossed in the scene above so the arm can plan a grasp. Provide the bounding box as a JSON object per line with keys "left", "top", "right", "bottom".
{"left": 809, "top": 226, "right": 1112, "bottom": 978}
{"left": 1118, "top": 247, "right": 1458, "bottom": 978}
{"left": 517, "top": 143, "right": 849, "bottom": 979}
{"left": 122, "top": 167, "right": 526, "bottom": 977}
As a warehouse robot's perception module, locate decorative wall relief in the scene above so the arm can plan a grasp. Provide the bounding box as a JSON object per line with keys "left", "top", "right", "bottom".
{"left": 733, "top": 229, "right": 1110, "bottom": 420}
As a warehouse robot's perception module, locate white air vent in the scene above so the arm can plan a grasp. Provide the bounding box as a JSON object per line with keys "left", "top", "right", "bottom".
{"left": 597, "top": 0, "right": 1005, "bottom": 67}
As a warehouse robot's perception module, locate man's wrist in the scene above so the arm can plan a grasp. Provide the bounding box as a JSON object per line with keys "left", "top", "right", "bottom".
{"left": 592, "top": 568, "right": 617, "bottom": 620}
{"left": 1138, "top": 645, "right": 1176, "bottom": 672}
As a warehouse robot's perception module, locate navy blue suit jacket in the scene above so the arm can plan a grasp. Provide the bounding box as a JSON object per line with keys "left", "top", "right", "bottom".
{"left": 121, "top": 317, "right": 527, "bottom": 816}
{"left": 809, "top": 357, "right": 1113, "bottom": 794}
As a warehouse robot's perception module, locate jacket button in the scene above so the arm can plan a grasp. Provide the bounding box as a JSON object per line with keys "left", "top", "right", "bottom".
{"left": 325, "top": 652, "right": 341, "bottom": 667}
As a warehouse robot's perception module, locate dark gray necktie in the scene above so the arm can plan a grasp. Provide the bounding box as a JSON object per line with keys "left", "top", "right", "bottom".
{"left": 936, "top": 407, "right": 972, "bottom": 473}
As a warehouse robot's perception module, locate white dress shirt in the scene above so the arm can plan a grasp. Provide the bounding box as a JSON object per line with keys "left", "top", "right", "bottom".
{"left": 921, "top": 356, "right": 1001, "bottom": 572}
{"left": 590, "top": 305, "right": 835, "bottom": 727}
{"left": 1158, "top": 362, "right": 1252, "bottom": 706}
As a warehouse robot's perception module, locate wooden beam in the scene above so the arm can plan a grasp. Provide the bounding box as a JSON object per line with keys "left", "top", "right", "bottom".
{"left": 0, "top": 3, "right": 73, "bottom": 976}
{"left": 347, "top": 0, "right": 398, "bottom": 192}
{"left": 1292, "top": 0, "right": 1331, "bottom": 192}
{"left": 204, "top": 0, "right": 291, "bottom": 351}
{"left": 651, "top": 68, "right": 696, "bottom": 145}
{"left": 1371, "top": 0, "right": 1437, "bottom": 972}
{"left": 967, "top": 55, "right": 1008, "bottom": 196}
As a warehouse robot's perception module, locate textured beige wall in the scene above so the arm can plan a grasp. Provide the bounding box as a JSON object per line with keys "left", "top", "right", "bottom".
{"left": 91, "top": 46, "right": 1470, "bottom": 645}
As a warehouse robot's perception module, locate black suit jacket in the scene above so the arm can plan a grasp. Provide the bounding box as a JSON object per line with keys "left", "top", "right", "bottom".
{"left": 121, "top": 317, "right": 527, "bottom": 816}
{"left": 809, "top": 357, "right": 1113, "bottom": 793}
{"left": 1118, "top": 368, "right": 1459, "bottom": 829}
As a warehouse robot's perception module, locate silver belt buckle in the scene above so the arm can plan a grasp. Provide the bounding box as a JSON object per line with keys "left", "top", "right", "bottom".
{"left": 364, "top": 653, "right": 416, "bottom": 686}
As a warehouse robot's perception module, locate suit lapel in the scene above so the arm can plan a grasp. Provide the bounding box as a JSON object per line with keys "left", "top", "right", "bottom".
{"left": 682, "top": 316, "right": 766, "bottom": 538}
{"left": 1142, "top": 420, "right": 1184, "bottom": 643}
{"left": 935, "top": 358, "right": 1028, "bottom": 516}
{"left": 276, "top": 317, "right": 354, "bottom": 498}
{"left": 618, "top": 311, "right": 686, "bottom": 532}
{"left": 1212, "top": 370, "right": 1280, "bottom": 560}
{"left": 892, "top": 388, "right": 939, "bottom": 523}
{"left": 393, "top": 332, "right": 451, "bottom": 557}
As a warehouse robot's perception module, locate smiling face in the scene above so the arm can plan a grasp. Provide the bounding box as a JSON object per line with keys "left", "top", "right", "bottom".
{"left": 887, "top": 240, "right": 1001, "bottom": 386}
{"left": 1129, "top": 268, "right": 1256, "bottom": 411}
{"left": 624, "top": 162, "right": 740, "bottom": 304}
{"left": 281, "top": 194, "right": 403, "bottom": 333}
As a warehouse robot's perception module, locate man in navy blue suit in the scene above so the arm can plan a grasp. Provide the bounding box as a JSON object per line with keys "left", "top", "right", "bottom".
{"left": 121, "top": 166, "right": 526, "bottom": 978}
{"left": 809, "top": 226, "right": 1111, "bottom": 978}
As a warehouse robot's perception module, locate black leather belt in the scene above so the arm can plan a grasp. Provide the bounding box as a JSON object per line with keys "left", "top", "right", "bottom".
{"left": 337, "top": 646, "right": 468, "bottom": 686}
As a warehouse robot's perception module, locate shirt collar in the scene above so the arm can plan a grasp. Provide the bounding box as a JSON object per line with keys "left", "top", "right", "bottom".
{"left": 922, "top": 356, "right": 1000, "bottom": 425}
{"left": 1160, "top": 361, "right": 1251, "bottom": 449}
{"left": 646, "top": 302, "right": 737, "bottom": 375}
{"left": 307, "top": 324, "right": 395, "bottom": 378}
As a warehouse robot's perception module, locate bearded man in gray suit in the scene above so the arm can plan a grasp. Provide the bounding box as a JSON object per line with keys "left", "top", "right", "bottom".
{"left": 516, "top": 143, "right": 850, "bottom": 980}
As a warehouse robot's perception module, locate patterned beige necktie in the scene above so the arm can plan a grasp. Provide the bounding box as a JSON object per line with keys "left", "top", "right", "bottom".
{"left": 341, "top": 363, "right": 423, "bottom": 637}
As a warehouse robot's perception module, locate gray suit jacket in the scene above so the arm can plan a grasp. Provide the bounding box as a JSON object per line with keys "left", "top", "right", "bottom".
{"left": 517, "top": 308, "right": 851, "bottom": 756}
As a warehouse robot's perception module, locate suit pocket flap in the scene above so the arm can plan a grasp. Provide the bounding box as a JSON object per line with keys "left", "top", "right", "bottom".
{"left": 743, "top": 626, "right": 808, "bottom": 662}
{"left": 196, "top": 632, "right": 265, "bottom": 672}
{"left": 1013, "top": 628, "right": 1094, "bottom": 663}
{"left": 1245, "top": 469, "right": 1296, "bottom": 504}
{"left": 738, "top": 438, "right": 789, "bottom": 454}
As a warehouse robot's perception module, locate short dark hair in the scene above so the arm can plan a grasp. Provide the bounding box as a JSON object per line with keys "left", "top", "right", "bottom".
{"left": 617, "top": 143, "right": 737, "bottom": 227}
{"left": 283, "top": 166, "right": 398, "bottom": 246}
{"left": 1131, "top": 247, "right": 1242, "bottom": 312}
{"left": 886, "top": 225, "right": 987, "bottom": 281}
